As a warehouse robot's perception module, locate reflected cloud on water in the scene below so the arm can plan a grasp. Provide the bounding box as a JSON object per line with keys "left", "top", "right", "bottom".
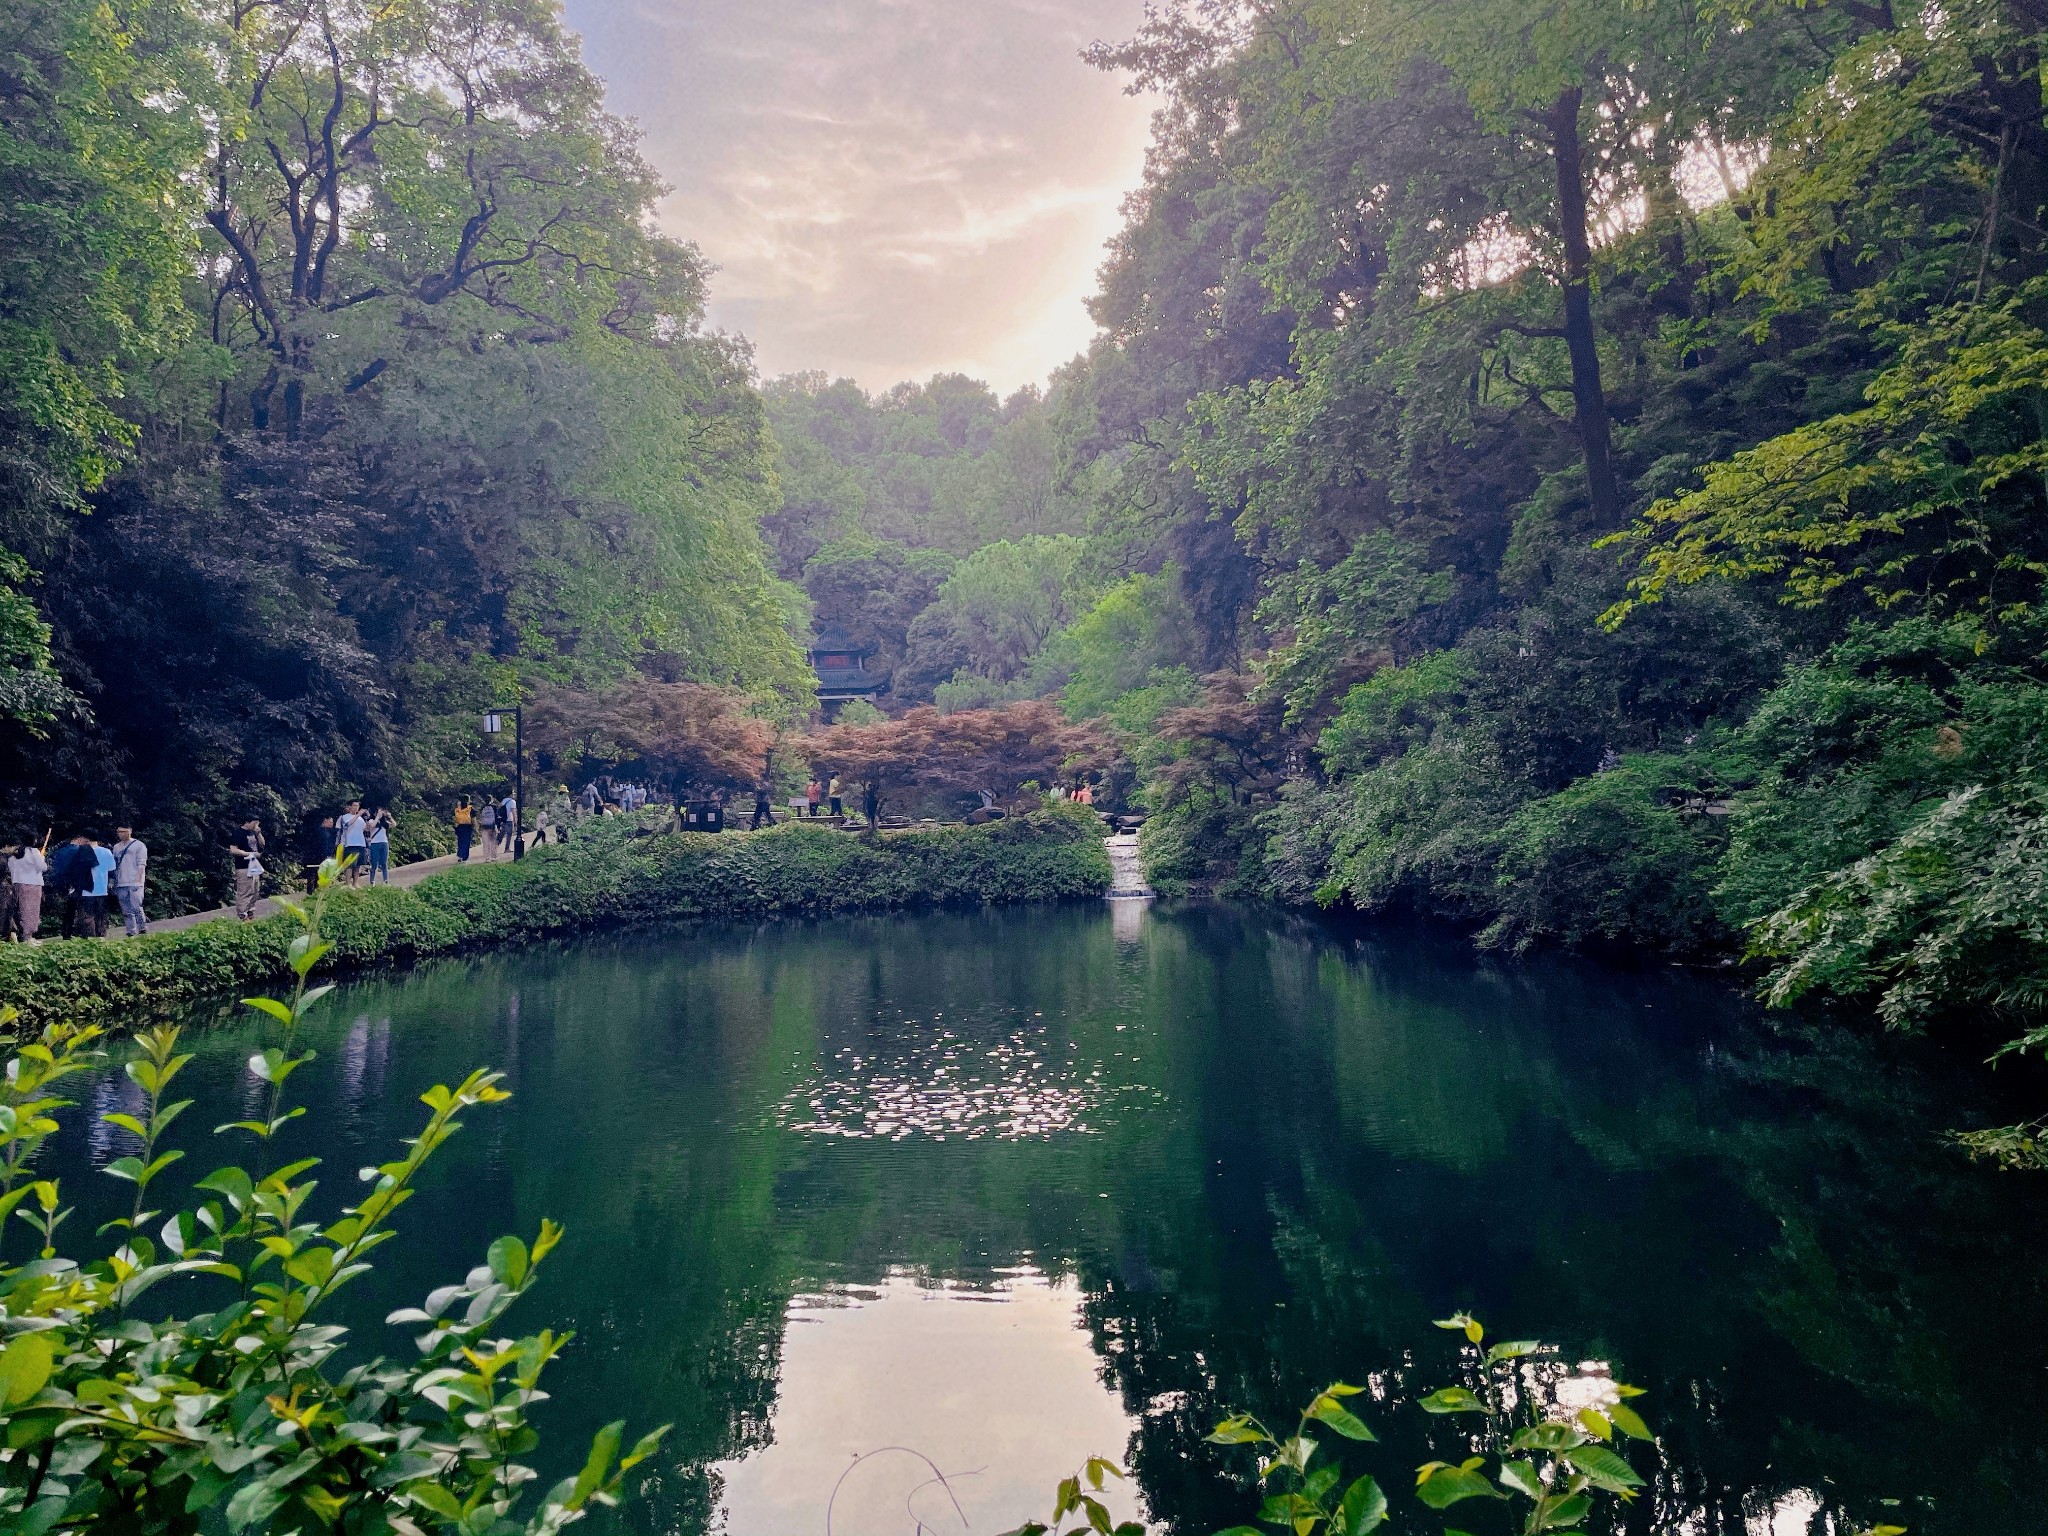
{"left": 711, "top": 1268, "right": 1143, "bottom": 1536}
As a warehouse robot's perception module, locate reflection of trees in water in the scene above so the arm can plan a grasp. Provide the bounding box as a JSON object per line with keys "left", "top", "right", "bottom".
{"left": 1060, "top": 908, "right": 2048, "bottom": 1536}
{"left": 55, "top": 907, "right": 2043, "bottom": 1536}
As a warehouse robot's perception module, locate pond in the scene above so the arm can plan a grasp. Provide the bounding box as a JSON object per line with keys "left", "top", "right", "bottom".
{"left": 40, "top": 901, "right": 2048, "bottom": 1535}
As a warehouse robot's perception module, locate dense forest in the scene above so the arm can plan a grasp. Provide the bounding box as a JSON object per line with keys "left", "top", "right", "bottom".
{"left": 768, "top": 0, "right": 2048, "bottom": 1161}
{"left": 5, "top": 0, "right": 2045, "bottom": 1148}
{"left": 0, "top": 0, "right": 810, "bottom": 913}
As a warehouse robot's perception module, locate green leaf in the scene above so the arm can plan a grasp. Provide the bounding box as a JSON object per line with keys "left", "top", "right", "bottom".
{"left": 1416, "top": 1463, "right": 1505, "bottom": 1510}
{"left": 0, "top": 1331, "right": 55, "bottom": 1406}
{"left": 1561, "top": 1445, "right": 1645, "bottom": 1495}
{"left": 1483, "top": 1340, "right": 1541, "bottom": 1363}
{"left": 619, "top": 1423, "right": 671, "bottom": 1472}
{"left": 1205, "top": 1414, "right": 1266, "bottom": 1446}
{"left": 1418, "top": 1386, "right": 1486, "bottom": 1414}
{"left": 1511, "top": 1421, "right": 1584, "bottom": 1452}
{"left": 1542, "top": 1493, "right": 1592, "bottom": 1530}
{"left": 570, "top": 1419, "right": 625, "bottom": 1508}
{"left": 1307, "top": 1397, "right": 1376, "bottom": 1441}
{"left": 1433, "top": 1312, "right": 1484, "bottom": 1343}
{"left": 1498, "top": 1459, "right": 1544, "bottom": 1501}
{"left": 1303, "top": 1462, "right": 1341, "bottom": 1503}
{"left": 1608, "top": 1402, "right": 1653, "bottom": 1441}
{"left": 1336, "top": 1474, "right": 1386, "bottom": 1536}
{"left": 488, "top": 1234, "right": 530, "bottom": 1288}
{"left": 241, "top": 996, "right": 294, "bottom": 1026}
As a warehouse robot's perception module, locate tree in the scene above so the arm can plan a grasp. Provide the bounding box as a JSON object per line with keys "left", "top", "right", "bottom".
{"left": 902, "top": 536, "right": 1093, "bottom": 699}
{"left": 527, "top": 679, "right": 775, "bottom": 795}
{"left": 802, "top": 700, "right": 1106, "bottom": 821}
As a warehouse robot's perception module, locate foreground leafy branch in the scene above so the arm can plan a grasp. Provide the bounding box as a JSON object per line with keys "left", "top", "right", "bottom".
{"left": 0, "top": 855, "right": 668, "bottom": 1534}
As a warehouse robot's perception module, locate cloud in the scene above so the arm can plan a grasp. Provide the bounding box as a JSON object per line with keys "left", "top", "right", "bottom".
{"left": 560, "top": 0, "right": 1155, "bottom": 392}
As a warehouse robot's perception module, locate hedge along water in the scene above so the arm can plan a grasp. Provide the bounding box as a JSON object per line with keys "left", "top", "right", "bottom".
{"left": 0, "top": 810, "right": 1114, "bottom": 1031}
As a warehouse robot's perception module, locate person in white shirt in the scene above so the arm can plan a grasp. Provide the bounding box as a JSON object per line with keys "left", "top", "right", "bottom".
{"left": 366, "top": 807, "right": 393, "bottom": 883}
{"left": 111, "top": 825, "right": 149, "bottom": 936}
{"left": 478, "top": 797, "right": 499, "bottom": 860}
{"left": 6, "top": 840, "right": 45, "bottom": 941}
{"left": 337, "top": 801, "right": 369, "bottom": 884}
{"left": 499, "top": 794, "right": 517, "bottom": 852}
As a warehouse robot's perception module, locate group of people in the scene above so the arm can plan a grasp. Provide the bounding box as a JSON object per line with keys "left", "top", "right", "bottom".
{"left": 451, "top": 793, "right": 522, "bottom": 862}
{"left": 576, "top": 778, "right": 651, "bottom": 815}
{"left": 1050, "top": 782, "right": 1097, "bottom": 805}
{"left": 801, "top": 775, "right": 846, "bottom": 818}
{"left": 1, "top": 826, "right": 150, "bottom": 942}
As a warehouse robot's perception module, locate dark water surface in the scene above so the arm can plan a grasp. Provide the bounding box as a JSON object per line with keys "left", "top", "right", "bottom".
{"left": 43, "top": 902, "right": 2048, "bottom": 1534}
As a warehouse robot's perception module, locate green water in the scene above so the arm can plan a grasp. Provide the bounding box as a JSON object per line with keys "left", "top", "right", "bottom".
{"left": 44, "top": 902, "right": 2048, "bottom": 1534}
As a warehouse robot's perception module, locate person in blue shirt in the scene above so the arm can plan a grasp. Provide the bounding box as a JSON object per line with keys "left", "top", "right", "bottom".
{"left": 53, "top": 830, "right": 114, "bottom": 938}
{"left": 89, "top": 835, "right": 115, "bottom": 933}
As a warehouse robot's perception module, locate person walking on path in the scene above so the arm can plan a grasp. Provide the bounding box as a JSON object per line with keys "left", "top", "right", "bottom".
{"left": 336, "top": 801, "right": 368, "bottom": 882}
{"left": 805, "top": 778, "right": 822, "bottom": 818}
{"left": 9, "top": 838, "right": 45, "bottom": 942}
{"left": 477, "top": 797, "right": 499, "bottom": 860}
{"left": 862, "top": 781, "right": 879, "bottom": 827}
{"left": 453, "top": 796, "right": 474, "bottom": 861}
{"left": 366, "top": 807, "right": 393, "bottom": 883}
{"left": 500, "top": 792, "right": 518, "bottom": 855}
{"left": 827, "top": 774, "right": 843, "bottom": 818}
{"left": 111, "top": 825, "right": 148, "bottom": 936}
{"left": 228, "top": 818, "right": 265, "bottom": 919}
{"left": 750, "top": 786, "right": 772, "bottom": 830}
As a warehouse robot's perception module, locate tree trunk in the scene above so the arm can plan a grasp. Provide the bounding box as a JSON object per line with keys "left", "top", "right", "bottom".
{"left": 1546, "top": 87, "right": 1622, "bottom": 526}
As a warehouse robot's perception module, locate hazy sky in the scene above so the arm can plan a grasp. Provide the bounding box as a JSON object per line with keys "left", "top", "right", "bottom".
{"left": 560, "top": 0, "right": 1157, "bottom": 394}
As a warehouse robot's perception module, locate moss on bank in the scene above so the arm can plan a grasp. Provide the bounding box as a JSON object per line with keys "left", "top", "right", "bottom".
{"left": 0, "top": 811, "right": 1112, "bottom": 1029}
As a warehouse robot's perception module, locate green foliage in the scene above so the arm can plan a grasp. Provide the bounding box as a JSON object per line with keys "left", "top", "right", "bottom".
{"left": 907, "top": 535, "right": 1094, "bottom": 702}
{"left": 1481, "top": 755, "right": 1733, "bottom": 956}
{"left": 0, "top": 813, "right": 1112, "bottom": 1031}
{"left": 0, "top": 863, "right": 666, "bottom": 1533}
{"left": 997, "top": 1457, "right": 1143, "bottom": 1536}
{"left": 1193, "top": 1314, "right": 1649, "bottom": 1536}
{"left": 0, "top": 0, "right": 810, "bottom": 907}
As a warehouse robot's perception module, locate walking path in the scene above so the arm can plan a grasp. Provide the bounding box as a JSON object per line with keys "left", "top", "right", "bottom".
{"left": 1104, "top": 832, "right": 1153, "bottom": 899}
{"left": 144, "top": 848, "right": 496, "bottom": 933}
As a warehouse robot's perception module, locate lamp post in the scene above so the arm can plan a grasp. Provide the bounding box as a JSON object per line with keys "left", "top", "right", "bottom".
{"left": 483, "top": 705, "right": 525, "bottom": 859}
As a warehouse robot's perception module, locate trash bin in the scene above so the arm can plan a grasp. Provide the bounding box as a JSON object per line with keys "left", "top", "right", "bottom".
{"left": 683, "top": 800, "right": 725, "bottom": 833}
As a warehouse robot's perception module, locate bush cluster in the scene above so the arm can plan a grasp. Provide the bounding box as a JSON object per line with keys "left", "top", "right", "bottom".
{"left": 0, "top": 810, "right": 1112, "bottom": 1030}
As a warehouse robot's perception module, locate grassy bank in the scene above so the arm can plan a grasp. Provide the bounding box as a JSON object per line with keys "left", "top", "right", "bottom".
{"left": 0, "top": 810, "right": 1112, "bottom": 1030}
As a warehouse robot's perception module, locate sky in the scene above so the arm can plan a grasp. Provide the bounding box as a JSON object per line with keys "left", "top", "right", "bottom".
{"left": 559, "top": 0, "right": 1159, "bottom": 396}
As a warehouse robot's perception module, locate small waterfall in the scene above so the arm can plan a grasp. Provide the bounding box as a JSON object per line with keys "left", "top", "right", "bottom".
{"left": 1104, "top": 832, "right": 1153, "bottom": 899}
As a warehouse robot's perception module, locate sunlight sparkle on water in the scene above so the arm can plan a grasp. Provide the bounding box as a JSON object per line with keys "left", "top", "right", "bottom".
{"left": 780, "top": 1022, "right": 1109, "bottom": 1140}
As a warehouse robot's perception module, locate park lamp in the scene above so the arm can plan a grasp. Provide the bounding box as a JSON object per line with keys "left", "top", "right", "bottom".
{"left": 482, "top": 706, "right": 525, "bottom": 859}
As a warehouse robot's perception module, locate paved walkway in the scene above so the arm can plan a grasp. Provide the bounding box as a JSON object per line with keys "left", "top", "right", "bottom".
{"left": 144, "top": 847, "right": 505, "bottom": 933}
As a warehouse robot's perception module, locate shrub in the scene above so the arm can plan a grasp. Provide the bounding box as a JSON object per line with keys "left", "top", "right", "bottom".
{"left": 1480, "top": 754, "right": 1734, "bottom": 957}
{"left": 0, "top": 869, "right": 667, "bottom": 1534}
{"left": 0, "top": 811, "right": 1111, "bottom": 1031}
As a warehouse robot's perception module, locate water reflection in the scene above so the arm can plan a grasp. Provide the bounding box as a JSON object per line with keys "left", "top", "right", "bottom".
{"left": 37, "top": 903, "right": 2048, "bottom": 1536}
{"left": 712, "top": 1270, "right": 1139, "bottom": 1535}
